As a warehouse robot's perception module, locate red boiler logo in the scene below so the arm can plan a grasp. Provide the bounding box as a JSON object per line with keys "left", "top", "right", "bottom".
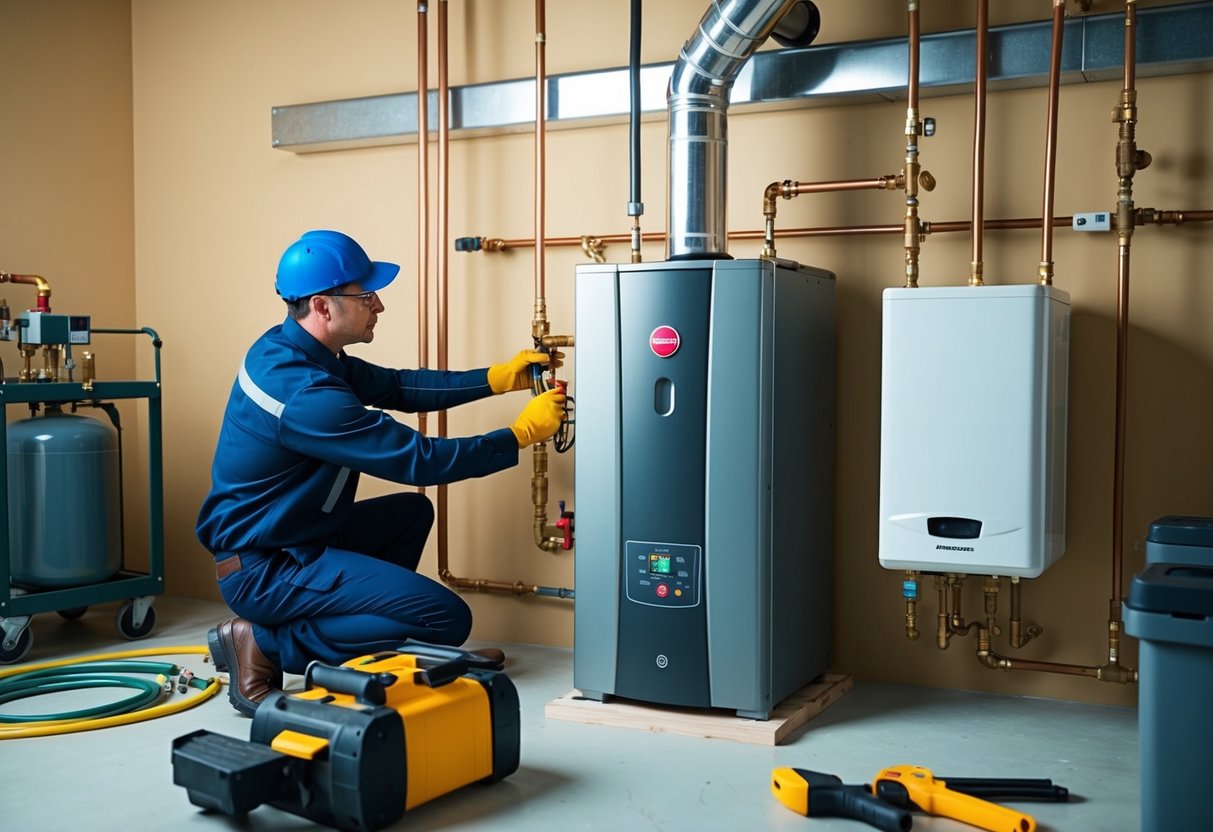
{"left": 650, "top": 325, "right": 681, "bottom": 358}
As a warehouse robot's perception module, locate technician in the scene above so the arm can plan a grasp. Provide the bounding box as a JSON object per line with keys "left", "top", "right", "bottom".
{"left": 195, "top": 229, "right": 565, "bottom": 715}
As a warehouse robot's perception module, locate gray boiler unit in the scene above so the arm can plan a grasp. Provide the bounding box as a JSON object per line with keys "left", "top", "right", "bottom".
{"left": 573, "top": 258, "right": 835, "bottom": 719}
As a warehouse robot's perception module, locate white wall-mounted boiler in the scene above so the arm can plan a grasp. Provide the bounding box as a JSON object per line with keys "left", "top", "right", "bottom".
{"left": 878, "top": 284, "right": 1071, "bottom": 578}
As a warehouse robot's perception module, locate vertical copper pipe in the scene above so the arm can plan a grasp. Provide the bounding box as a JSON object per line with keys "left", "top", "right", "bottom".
{"left": 1039, "top": 0, "right": 1065, "bottom": 285}
{"left": 907, "top": 2, "right": 919, "bottom": 109}
{"left": 436, "top": 0, "right": 451, "bottom": 579}
{"left": 417, "top": 2, "right": 430, "bottom": 441}
{"left": 969, "top": 0, "right": 988, "bottom": 287}
{"left": 1112, "top": 246, "right": 1131, "bottom": 606}
{"left": 1112, "top": 0, "right": 1138, "bottom": 611}
{"left": 903, "top": 0, "right": 922, "bottom": 288}
{"left": 533, "top": 0, "right": 548, "bottom": 340}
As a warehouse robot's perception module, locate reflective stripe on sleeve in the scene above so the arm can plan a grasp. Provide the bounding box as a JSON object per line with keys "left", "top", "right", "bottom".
{"left": 238, "top": 361, "right": 285, "bottom": 418}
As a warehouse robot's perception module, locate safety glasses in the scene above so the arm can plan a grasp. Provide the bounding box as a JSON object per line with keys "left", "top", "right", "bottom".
{"left": 322, "top": 290, "right": 378, "bottom": 307}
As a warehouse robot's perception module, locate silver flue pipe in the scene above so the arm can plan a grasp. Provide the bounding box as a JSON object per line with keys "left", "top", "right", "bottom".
{"left": 666, "top": 0, "right": 799, "bottom": 260}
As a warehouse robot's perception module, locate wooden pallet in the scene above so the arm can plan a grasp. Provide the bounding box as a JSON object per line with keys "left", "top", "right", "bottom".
{"left": 545, "top": 671, "right": 852, "bottom": 746}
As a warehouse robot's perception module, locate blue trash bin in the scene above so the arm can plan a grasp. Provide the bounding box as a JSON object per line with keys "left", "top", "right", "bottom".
{"left": 1123, "top": 562, "right": 1213, "bottom": 832}
{"left": 1145, "top": 515, "right": 1213, "bottom": 566}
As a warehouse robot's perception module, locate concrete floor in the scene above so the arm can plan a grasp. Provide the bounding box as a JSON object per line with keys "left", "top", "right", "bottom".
{"left": 2, "top": 596, "right": 1139, "bottom": 831}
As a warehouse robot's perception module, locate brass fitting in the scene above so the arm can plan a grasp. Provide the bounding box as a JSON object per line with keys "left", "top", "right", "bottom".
{"left": 0, "top": 272, "right": 52, "bottom": 308}
{"left": 538, "top": 334, "right": 574, "bottom": 349}
{"left": 42, "top": 345, "right": 61, "bottom": 382}
{"left": 580, "top": 235, "right": 607, "bottom": 263}
{"left": 903, "top": 570, "right": 921, "bottom": 641}
{"left": 982, "top": 576, "right": 1002, "bottom": 638}
{"left": 531, "top": 300, "right": 550, "bottom": 341}
{"left": 81, "top": 351, "right": 96, "bottom": 391}
{"left": 934, "top": 574, "right": 950, "bottom": 650}
{"left": 18, "top": 343, "right": 36, "bottom": 382}
{"left": 947, "top": 574, "right": 978, "bottom": 637}
{"left": 531, "top": 441, "right": 562, "bottom": 552}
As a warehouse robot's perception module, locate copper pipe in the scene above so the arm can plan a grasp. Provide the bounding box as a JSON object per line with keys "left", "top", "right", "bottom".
{"left": 904, "top": 0, "right": 924, "bottom": 288}
{"left": 529, "top": 0, "right": 562, "bottom": 556}
{"left": 1112, "top": 242, "right": 1131, "bottom": 608}
{"left": 1124, "top": 0, "right": 1136, "bottom": 92}
{"left": 532, "top": 0, "right": 549, "bottom": 342}
{"left": 1137, "top": 209, "right": 1213, "bottom": 225}
{"left": 907, "top": 1, "right": 919, "bottom": 109}
{"left": 1112, "top": 0, "right": 1143, "bottom": 615}
{"left": 935, "top": 575, "right": 950, "bottom": 650}
{"left": 0, "top": 272, "right": 52, "bottom": 311}
{"left": 474, "top": 207, "right": 1213, "bottom": 253}
{"left": 442, "top": 575, "right": 540, "bottom": 595}
{"left": 976, "top": 643, "right": 1101, "bottom": 678}
{"left": 436, "top": 0, "right": 451, "bottom": 586}
{"left": 947, "top": 574, "right": 979, "bottom": 637}
{"left": 416, "top": 2, "right": 430, "bottom": 441}
{"left": 969, "top": 0, "right": 988, "bottom": 286}
{"left": 1008, "top": 576, "right": 1043, "bottom": 648}
{"left": 779, "top": 177, "right": 903, "bottom": 197}
{"left": 1039, "top": 0, "right": 1065, "bottom": 286}
{"left": 762, "top": 176, "right": 903, "bottom": 258}
{"left": 429, "top": 2, "right": 568, "bottom": 600}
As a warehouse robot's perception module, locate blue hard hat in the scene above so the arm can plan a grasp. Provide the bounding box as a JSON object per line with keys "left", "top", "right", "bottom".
{"left": 274, "top": 230, "right": 400, "bottom": 301}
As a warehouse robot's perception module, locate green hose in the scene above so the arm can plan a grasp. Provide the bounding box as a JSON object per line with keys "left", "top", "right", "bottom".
{"left": 0, "top": 659, "right": 175, "bottom": 723}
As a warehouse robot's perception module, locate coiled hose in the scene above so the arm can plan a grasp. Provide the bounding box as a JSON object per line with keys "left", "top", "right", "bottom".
{"left": 0, "top": 645, "right": 220, "bottom": 739}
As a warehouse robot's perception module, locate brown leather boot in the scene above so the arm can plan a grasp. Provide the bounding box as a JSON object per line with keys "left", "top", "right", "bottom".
{"left": 207, "top": 617, "right": 282, "bottom": 716}
{"left": 468, "top": 647, "right": 506, "bottom": 668}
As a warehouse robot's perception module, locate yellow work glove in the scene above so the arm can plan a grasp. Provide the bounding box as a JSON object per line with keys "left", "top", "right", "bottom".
{"left": 510, "top": 389, "right": 566, "bottom": 447}
{"left": 488, "top": 350, "right": 548, "bottom": 394}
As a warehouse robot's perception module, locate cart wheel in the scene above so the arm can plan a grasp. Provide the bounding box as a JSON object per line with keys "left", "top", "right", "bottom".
{"left": 0, "top": 626, "right": 33, "bottom": 664}
{"left": 58, "top": 607, "right": 88, "bottom": 620}
{"left": 115, "top": 601, "right": 157, "bottom": 640}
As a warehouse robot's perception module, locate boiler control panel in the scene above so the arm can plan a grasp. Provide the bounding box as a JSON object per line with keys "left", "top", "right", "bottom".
{"left": 624, "top": 540, "right": 701, "bottom": 608}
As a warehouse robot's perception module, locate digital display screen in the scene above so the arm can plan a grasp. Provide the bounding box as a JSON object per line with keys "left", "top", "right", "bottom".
{"left": 648, "top": 554, "right": 672, "bottom": 575}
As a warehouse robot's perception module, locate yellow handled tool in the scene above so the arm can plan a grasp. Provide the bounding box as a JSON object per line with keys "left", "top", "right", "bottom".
{"left": 871, "top": 765, "right": 1037, "bottom": 832}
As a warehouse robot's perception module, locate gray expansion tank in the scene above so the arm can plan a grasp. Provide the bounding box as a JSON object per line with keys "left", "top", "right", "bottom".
{"left": 8, "top": 410, "right": 122, "bottom": 587}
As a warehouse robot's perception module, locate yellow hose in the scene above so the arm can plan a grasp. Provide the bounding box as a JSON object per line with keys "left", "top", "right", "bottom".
{"left": 0, "top": 645, "right": 223, "bottom": 740}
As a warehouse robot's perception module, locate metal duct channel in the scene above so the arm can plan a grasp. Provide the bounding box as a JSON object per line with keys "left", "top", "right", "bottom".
{"left": 271, "top": 2, "right": 1213, "bottom": 153}
{"left": 666, "top": 0, "right": 797, "bottom": 260}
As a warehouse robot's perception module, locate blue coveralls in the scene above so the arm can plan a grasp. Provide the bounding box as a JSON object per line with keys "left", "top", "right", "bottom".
{"left": 195, "top": 317, "right": 519, "bottom": 673}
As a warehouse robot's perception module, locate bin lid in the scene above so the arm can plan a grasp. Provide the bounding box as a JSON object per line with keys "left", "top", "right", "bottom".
{"left": 1147, "top": 515, "right": 1213, "bottom": 548}
{"left": 1126, "top": 562, "right": 1213, "bottom": 618}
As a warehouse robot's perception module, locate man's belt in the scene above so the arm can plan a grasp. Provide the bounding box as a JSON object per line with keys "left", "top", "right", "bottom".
{"left": 215, "top": 555, "right": 243, "bottom": 579}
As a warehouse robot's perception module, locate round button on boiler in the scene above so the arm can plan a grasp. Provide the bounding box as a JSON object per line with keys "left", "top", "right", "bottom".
{"left": 656, "top": 583, "right": 669, "bottom": 598}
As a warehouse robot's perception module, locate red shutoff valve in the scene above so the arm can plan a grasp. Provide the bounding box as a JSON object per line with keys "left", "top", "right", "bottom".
{"left": 555, "top": 500, "right": 574, "bottom": 550}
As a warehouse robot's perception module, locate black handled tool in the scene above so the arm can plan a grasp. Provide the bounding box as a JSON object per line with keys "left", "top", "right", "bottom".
{"left": 772, "top": 767, "right": 912, "bottom": 831}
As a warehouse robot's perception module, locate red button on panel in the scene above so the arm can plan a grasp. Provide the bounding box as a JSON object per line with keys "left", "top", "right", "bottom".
{"left": 656, "top": 584, "right": 669, "bottom": 598}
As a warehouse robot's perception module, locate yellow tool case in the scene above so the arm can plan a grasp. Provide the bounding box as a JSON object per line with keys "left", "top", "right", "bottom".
{"left": 172, "top": 643, "right": 519, "bottom": 831}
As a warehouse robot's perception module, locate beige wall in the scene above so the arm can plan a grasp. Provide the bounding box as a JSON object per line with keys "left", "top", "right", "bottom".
{"left": 1, "top": 1, "right": 147, "bottom": 564}
{"left": 10, "top": 0, "right": 1203, "bottom": 707}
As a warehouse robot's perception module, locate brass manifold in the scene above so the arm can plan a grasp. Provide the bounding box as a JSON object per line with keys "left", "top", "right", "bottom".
{"left": 903, "top": 571, "right": 1137, "bottom": 684}
{"left": 1, "top": 272, "right": 61, "bottom": 383}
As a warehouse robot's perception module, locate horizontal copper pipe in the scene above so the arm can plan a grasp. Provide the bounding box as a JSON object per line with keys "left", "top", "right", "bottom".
{"left": 442, "top": 574, "right": 540, "bottom": 595}
{"left": 988, "top": 655, "right": 1101, "bottom": 678}
{"left": 476, "top": 209, "right": 1213, "bottom": 252}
